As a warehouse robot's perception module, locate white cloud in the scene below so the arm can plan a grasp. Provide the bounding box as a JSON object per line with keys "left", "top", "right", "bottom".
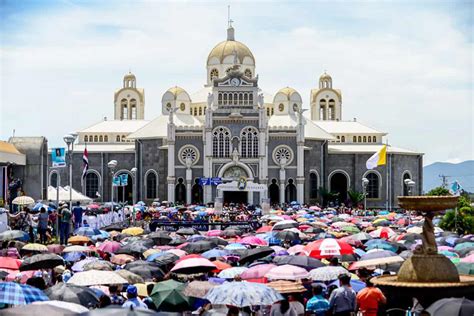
{"left": 0, "top": 2, "right": 472, "bottom": 165}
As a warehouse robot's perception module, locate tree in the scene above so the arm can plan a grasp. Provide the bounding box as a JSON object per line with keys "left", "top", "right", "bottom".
{"left": 348, "top": 190, "right": 364, "bottom": 207}
{"left": 319, "top": 187, "right": 339, "bottom": 207}
{"left": 427, "top": 186, "right": 451, "bottom": 196}
{"left": 438, "top": 191, "right": 474, "bottom": 234}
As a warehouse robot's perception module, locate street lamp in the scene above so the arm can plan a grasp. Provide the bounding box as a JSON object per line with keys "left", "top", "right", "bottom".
{"left": 404, "top": 179, "right": 416, "bottom": 196}
{"left": 131, "top": 167, "right": 138, "bottom": 205}
{"left": 108, "top": 160, "right": 117, "bottom": 203}
{"left": 362, "top": 177, "right": 369, "bottom": 211}
{"left": 63, "top": 133, "right": 78, "bottom": 210}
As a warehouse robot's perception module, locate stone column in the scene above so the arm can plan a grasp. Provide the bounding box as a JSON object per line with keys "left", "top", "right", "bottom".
{"left": 186, "top": 168, "right": 192, "bottom": 205}
{"left": 167, "top": 107, "right": 176, "bottom": 202}
{"left": 204, "top": 93, "right": 214, "bottom": 204}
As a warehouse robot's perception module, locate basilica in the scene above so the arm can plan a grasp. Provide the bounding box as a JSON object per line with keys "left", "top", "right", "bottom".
{"left": 50, "top": 24, "right": 423, "bottom": 209}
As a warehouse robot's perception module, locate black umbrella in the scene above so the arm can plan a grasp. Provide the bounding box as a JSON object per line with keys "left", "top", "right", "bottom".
{"left": 303, "top": 227, "right": 324, "bottom": 234}
{"left": 124, "top": 260, "right": 165, "bottom": 281}
{"left": 221, "top": 228, "right": 242, "bottom": 238}
{"left": 115, "top": 239, "right": 154, "bottom": 255}
{"left": 148, "top": 231, "right": 172, "bottom": 245}
{"left": 182, "top": 240, "right": 216, "bottom": 254}
{"left": 0, "top": 270, "right": 8, "bottom": 280}
{"left": 149, "top": 253, "right": 180, "bottom": 268}
{"left": 20, "top": 253, "right": 64, "bottom": 271}
{"left": 168, "top": 237, "right": 186, "bottom": 246}
{"left": 102, "top": 224, "right": 124, "bottom": 232}
{"left": 273, "top": 255, "right": 324, "bottom": 269}
{"left": 239, "top": 246, "right": 275, "bottom": 265}
{"left": 45, "top": 282, "right": 100, "bottom": 307}
{"left": 206, "top": 237, "right": 229, "bottom": 246}
{"left": 400, "top": 233, "right": 422, "bottom": 242}
{"left": 176, "top": 228, "right": 199, "bottom": 235}
{"left": 273, "top": 231, "right": 300, "bottom": 242}
{"left": 77, "top": 306, "right": 158, "bottom": 315}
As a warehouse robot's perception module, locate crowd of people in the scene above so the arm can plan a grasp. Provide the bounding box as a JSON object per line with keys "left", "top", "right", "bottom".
{"left": 0, "top": 200, "right": 473, "bottom": 315}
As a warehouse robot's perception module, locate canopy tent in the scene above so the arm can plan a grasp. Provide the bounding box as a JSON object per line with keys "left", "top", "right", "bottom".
{"left": 47, "top": 186, "right": 92, "bottom": 203}
{"left": 0, "top": 141, "right": 26, "bottom": 166}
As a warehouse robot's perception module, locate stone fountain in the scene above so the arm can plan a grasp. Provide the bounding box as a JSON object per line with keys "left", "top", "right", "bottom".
{"left": 372, "top": 196, "right": 474, "bottom": 308}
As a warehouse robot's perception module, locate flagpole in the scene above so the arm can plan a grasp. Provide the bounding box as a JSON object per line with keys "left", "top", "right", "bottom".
{"left": 385, "top": 138, "right": 389, "bottom": 211}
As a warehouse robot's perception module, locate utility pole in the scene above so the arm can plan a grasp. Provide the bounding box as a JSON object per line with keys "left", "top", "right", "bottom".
{"left": 439, "top": 174, "right": 450, "bottom": 188}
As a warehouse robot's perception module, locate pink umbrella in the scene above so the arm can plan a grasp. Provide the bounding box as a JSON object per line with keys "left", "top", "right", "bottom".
{"left": 156, "top": 246, "right": 174, "bottom": 250}
{"left": 271, "top": 246, "right": 286, "bottom": 253}
{"left": 265, "top": 264, "right": 310, "bottom": 280}
{"left": 47, "top": 244, "right": 65, "bottom": 254}
{"left": 461, "top": 254, "right": 474, "bottom": 263}
{"left": 167, "top": 249, "right": 187, "bottom": 258}
{"left": 281, "top": 215, "right": 293, "bottom": 220}
{"left": 206, "top": 230, "right": 222, "bottom": 237}
{"left": 98, "top": 241, "right": 121, "bottom": 253}
{"left": 240, "top": 236, "right": 268, "bottom": 247}
{"left": 176, "top": 242, "right": 189, "bottom": 249}
{"left": 438, "top": 246, "right": 455, "bottom": 252}
{"left": 287, "top": 245, "right": 306, "bottom": 255}
{"left": 240, "top": 264, "right": 276, "bottom": 280}
{"left": 171, "top": 257, "right": 216, "bottom": 274}
{"left": 88, "top": 204, "right": 100, "bottom": 210}
{"left": 309, "top": 206, "right": 321, "bottom": 211}
{"left": 6, "top": 270, "right": 37, "bottom": 284}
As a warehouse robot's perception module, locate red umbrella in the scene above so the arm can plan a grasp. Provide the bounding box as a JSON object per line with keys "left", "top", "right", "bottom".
{"left": 88, "top": 204, "right": 100, "bottom": 210}
{"left": 240, "top": 236, "right": 268, "bottom": 247}
{"left": 370, "top": 227, "right": 396, "bottom": 239}
{"left": 298, "top": 225, "right": 311, "bottom": 232}
{"left": 97, "top": 241, "right": 121, "bottom": 253}
{"left": 256, "top": 226, "right": 273, "bottom": 233}
{"left": 304, "top": 239, "right": 354, "bottom": 258}
{"left": 0, "top": 257, "right": 21, "bottom": 270}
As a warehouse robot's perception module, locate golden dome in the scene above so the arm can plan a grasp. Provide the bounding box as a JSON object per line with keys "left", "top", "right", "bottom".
{"left": 124, "top": 72, "right": 136, "bottom": 80}
{"left": 320, "top": 72, "right": 332, "bottom": 80}
{"left": 277, "top": 87, "right": 298, "bottom": 97}
{"left": 167, "top": 86, "right": 186, "bottom": 96}
{"left": 207, "top": 40, "right": 254, "bottom": 65}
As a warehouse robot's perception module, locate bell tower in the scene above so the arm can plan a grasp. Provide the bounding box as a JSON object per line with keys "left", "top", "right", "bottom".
{"left": 310, "top": 72, "right": 342, "bottom": 121}
{"left": 114, "top": 72, "right": 145, "bottom": 120}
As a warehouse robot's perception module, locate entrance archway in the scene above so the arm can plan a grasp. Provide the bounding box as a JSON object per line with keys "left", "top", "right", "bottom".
{"left": 175, "top": 178, "right": 186, "bottom": 204}
{"left": 269, "top": 179, "right": 279, "bottom": 205}
{"left": 285, "top": 179, "right": 297, "bottom": 203}
{"left": 116, "top": 173, "right": 132, "bottom": 204}
{"left": 191, "top": 179, "right": 203, "bottom": 204}
{"left": 329, "top": 171, "right": 349, "bottom": 204}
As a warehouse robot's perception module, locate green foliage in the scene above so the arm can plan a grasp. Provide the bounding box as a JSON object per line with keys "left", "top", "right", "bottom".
{"left": 427, "top": 186, "right": 451, "bottom": 196}
{"left": 458, "top": 194, "right": 472, "bottom": 209}
{"left": 319, "top": 187, "right": 339, "bottom": 206}
{"left": 348, "top": 190, "right": 364, "bottom": 206}
{"left": 439, "top": 210, "right": 474, "bottom": 235}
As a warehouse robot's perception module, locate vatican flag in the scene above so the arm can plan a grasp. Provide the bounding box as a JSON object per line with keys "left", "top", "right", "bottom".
{"left": 366, "top": 145, "right": 387, "bottom": 169}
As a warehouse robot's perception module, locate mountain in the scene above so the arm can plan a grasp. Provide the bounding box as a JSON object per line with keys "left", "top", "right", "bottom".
{"left": 423, "top": 160, "right": 474, "bottom": 193}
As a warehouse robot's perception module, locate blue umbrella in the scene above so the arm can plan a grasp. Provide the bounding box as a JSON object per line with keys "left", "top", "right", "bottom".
{"left": 74, "top": 227, "right": 102, "bottom": 237}
{"left": 136, "top": 201, "right": 146, "bottom": 206}
{"left": 71, "top": 257, "right": 98, "bottom": 272}
{"left": 360, "top": 250, "right": 398, "bottom": 261}
{"left": 63, "top": 252, "right": 85, "bottom": 262}
{"left": 187, "top": 234, "right": 207, "bottom": 242}
{"left": 202, "top": 248, "right": 229, "bottom": 259}
{"left": 378, "top": 210, "right": 389, "bottom": 215}
{"left": 329, "top": 279, "right": 366, "bottom": 293}
{"left": 0, "top": 282, "right": 49, "bottom": 305}
{"left": 146, "top": 252, "right": 168, "bottom": 262}
{"left": 290, "top": 201, "right": 300, "bottom": 205}
{"left": 198, "top": 211, "right": 207, "bottom": 217}
{"left": 224, "top": 243, "right": 247, "bottom": 251}
{"left": 33, "top": 203, "right": 48, "bottom": 211}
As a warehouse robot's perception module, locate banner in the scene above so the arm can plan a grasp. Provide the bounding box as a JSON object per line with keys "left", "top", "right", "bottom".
{"left": 120, "top": 174, "right": 128, "bottom": 186}
{"left": 112, "top": 176, "right": 121, "bottom": 187}
{"left": 52, "top": 148, "right": 66, "bottom": 167}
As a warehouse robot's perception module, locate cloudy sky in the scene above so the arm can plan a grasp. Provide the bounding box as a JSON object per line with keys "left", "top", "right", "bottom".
{"left": 1, "top": 0, "right": 472, "bottom": 165}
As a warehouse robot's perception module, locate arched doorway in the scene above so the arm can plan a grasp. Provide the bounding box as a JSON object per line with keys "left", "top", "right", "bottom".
{"left": 175, "top": 178, "right": 186, "bottom": 204}
{"left": 117, "top": 173, "right": 133, "bottom": 204}
{"left": 285, "top": 179, "right": 297, "bottom": 203}
{"left": 269, "top": 179, "right": 279, "bottom": 205}
{"left": 192, "top": 178, "right": 203, "bottom": 204}
{"left": 85, "top": 172, "right": 100, "bottom": 199}
{"left": 402, "top": 172, "right": 411, "bottom": 196}
{"left": 330, "top": 171, "right": 349, "bottom": 204}
{"left": 221, "top": 165, "right": 250, "bottom": 204}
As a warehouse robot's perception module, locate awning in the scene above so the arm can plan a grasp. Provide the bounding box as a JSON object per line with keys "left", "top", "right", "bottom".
{"left": 47, "top": 186, "right": 92, "bottom": 203}
{"left": 0, "top": 141, "right": 26, "bottom": 166}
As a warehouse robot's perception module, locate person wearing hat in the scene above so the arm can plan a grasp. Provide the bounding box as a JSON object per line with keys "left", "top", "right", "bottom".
{"left": 122, "top": 285, "right": 148, "bottom": 309}
{"left": 58, "top": 203, "right": 72, "bottom": 245}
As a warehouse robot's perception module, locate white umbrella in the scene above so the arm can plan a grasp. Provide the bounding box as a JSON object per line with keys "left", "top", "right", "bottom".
{"left": 67, "top": 270, "right": 128, "bottom": 286}
{"left": 309, "top": 266, "right": 349, "bottom": 282}
{"left": 12, "top": 196, "right": 35, "bottom": 206}
{"left": 205, "top": 281, "right": 283, "bottom": 307}
{"left": 33, "top": 300, "right": 89, "bottom": 313}
{"left": 62, "top": 245, "right": 93, "bottom": 253}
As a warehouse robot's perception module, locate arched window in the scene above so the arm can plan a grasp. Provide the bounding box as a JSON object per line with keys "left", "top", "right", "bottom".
{"left": 175, "top": 178, "right": 186, "bottom": 204}
{"left": 403, "top": 172, "right": 411, "bottom": 196}
{"left": 358, "top": 136, "right": 362, "bottom": 142}
{"left": 271, "top": 108, "right": 274, "bottom": 115}
{"left": 366, "top": 172, "right": 380, "bottom": 199}
{"left": 121, "top": 99, "right": 128, "bottom": 120}
{"left": 192, "top": 178, "right": 203, "bottom": 204}
{"left": 278, "top": 103, "right": 284, "bottom": 112}
{"left": 99, "top": 135, "right": 103, "bottom": 142}
{"left": 84, "top": 135, "right": 88, "bottom": 142}
{"left": 94, "top": 135, "right": 98, "bottom": 142}
{"left": 341, "top": 136, "right": 345, "bottom": 142}
{"left": 116, "top": 135, "right": 120, "bottom": 142}
{"left": 166, "top": 103, "right": 172, "bottom": 112}
{"left": 130, "top": 99, "right": 137, "bottom": 119}
{"left": 267, "top": 108, "right": 270, "bottom": 116}
{"left": 213, "top": 127, "right": 231, "bottom": 158}
{"left": 368, "top": 136, "right": 372, "bottom": 142}
{"left": 50, "top": 172, "right": 58, "bottom": 188}
{"left": 319, "top": 99, "right": 327, "bottom": 120}
{"left": 240, "top": 127, "right": 259, "bottom": 158}
{"left": 269, "top": 179, "right": 279, "bottom": 205}
{"left": 194, "top": 108, "right": 198, "bottom": 116}
{"left": 85, "top": 172, "right": 99, "bottom": 199}
{"left": 210, "top": 69, "right": 219, "bottom": 81}
{"left": 373, "top": 136, "right": 377, "bottom": 142}
{"left": 199, "top": 107, "right": 202, "bottom": 116}
{"left": 104, "top": 135, "right": 108, "bottom": 142}
{"left": 146, "top": 172, "right": 157, "bottom": 199}
{"left": 353, "top": 136, "right": 357, "bottom": 143}
{"left": 285, "top": 179, "right": 297, "bottom": 203}
{"left": 121, "top": 135, "right": 126, "bottom": 142}
{"left": 328, "top": 99, "right": 335, "bottom": 120}
{"left": 244, "top": 69, "right": 252, "bottom": 78}
{"left": 309, "top": 173, "right": 318, "bottom": 199}
{"left": 363, "top": 136, "right": 367, "bottom": 142}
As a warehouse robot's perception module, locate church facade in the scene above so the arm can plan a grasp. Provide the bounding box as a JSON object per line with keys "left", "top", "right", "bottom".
{"left": 50, "top": 25, "right": 423, "bottom": 209}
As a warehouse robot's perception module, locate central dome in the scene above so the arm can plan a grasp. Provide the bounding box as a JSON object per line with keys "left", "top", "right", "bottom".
{"left": 207, "top": 26, "right": 255, "bottom": 66}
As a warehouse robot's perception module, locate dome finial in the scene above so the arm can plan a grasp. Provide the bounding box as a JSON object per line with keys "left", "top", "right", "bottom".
{"left": 227, "top": 5, "right": 235, "bottom": 41}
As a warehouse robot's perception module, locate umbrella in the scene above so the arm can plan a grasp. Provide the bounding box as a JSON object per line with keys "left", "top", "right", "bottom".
{"left": 72, "top": 257, "right": 99, "bottom": 272}
{"left": 183, "top": 280, "right": 217, "bottom": 298}
{"left": 239, "top": 247, "right": 275, "bottom": 264}
{"left": 148, "top": 231, "right": 172, "bottom": 245}
{"left": 121, "top": 227, "right": 144, "bottom": 236}
{"left": 22, "top": 243, "right": 48, "bottom": 252}
{"left": 110, "top": 254, "right": 135, "bottom": 265}
{"left": 150, "top": 280, "right": 191, "bottom": 312}
{"left": 97, "top": 241, "right": 122, "bottom": 254}
{"left": 455, "top": 262, "right": 474, "bottom": 275}
{"left": 272, "top": 220, "right": 298, "bottom": 231}
{"left": 75, "top": 307, "right": 159, "bottom": 315}
{"left": 68, "top": 236, "right": 90, "bottom": 245}
{"left": 221, "top": 228, "right": 242, "bottom": 238}
{"left": 0, "top": 230, "right": 29, "bottom": 241}
{"left": 266, "top": 280, "right": 307, "bottom": 294}
{"left": 205, "top": 281, "right": 283, "bottom": 307}
{"left": 206, "top": 230, "right": 222, "bottom": 237}
{"left": 348, "top": 232, "right": 372, "bottom": 242}
{"left": 217, "top": 267, "right": 248, "bottom": 279}
{"left": 349, "top": 255, "right": 404, "bottom": 270}
{"left": 182, "top": 240, "right": 216, "bottom": 254}
{"left": 0, "top": 256, "right": 22, "bottom": 270}
{"left": 364, "top": 240, "right": 398, "bottom": 252}
{"left": 187, "top": 234, "right": 207, "bottom": 242}
{"left": 370, "top": 227, "right": 396, "bottom": 239}
{"left": 240, "top": 236, "right": 268, "bottom": 246}
{"left": 202, "top": 248, "right": 229, "bottom": 259}
{"left": 116, "top": 239, "right": 154, "bottom": 255}
{"left": 19, "top": 253, "right": 64, "bottom": 271}
{"left": 360, "top": 250, "right": 398, "bottom": 261}
{"left": 304, "top": 239, "right": 354, "bottom": 258}
{"left": 0, "top": 282, "right": 49, "bottom": 305}
{"left": 212, "top": 260, "right": 232, "bottom": 272}
{"left": 1, "top": 300, "right": 89, "bottom": 315}
{"left": 426, "top": 297, "right": 474, "bottom": 316}
{"left": 273, "top": 255, "right": 324, "bottom": 269}
{"left": 455, "top": 242, "right": 474, "bottom": 251}
{"left": 148, "top": 252, "right": 179, "bottom": 267}
{"left": 287, "top": 245, "right": 306, "bottom": 255}
{"left": 74, "top": 227, "right": 102, "bottom": 237}
{"left": 63, "top": 245, "right": 93, "bottom": 253}
{"left": 67, "top": 270, "right": 128, "bottom": 286}
{"left": 45, "top": 282, "right": 99, "bottom": 307}
{"left": 171, "top": 257, "right": 216, "bottom": 274}
{"left": 206, "top": 237, "right": 229, "bottom": 246}
{"left": 309, "top": 266, "right": 349, "bottom": 281}
{"left": 461, "top": 254, "right": 474, "bottom": 263}
{"left": 329, "top": 279, "right": 366, "bottom": 293}
{"left": 115, "top": 269, "right": 145, "bottom": 284}
{"left": 240, "top": 264, "right": 276, "bottom": 280}
{"left": 46, "top": 244, "right": 65, "bottom": 254}
{"left": 12, "top": 196, "right": 35, "bottom": 206}
{"left": 225, "top": 243, "right": 247, "bottom": 251}
{"left": 124, "top": 261, "right": 165, "bottom": 281}
{"left": 265, "top": 264, "right": 310, "bottom": 280}
{"left": 273, "top": 230, "right": 300, "bottom": 242}
{"left": 257, "top": 226, "right": 273, "bottom": 233}
{"left": 176, "top": 227, "right": 199, "bottom": 235}
{"left": 83, "top": 260, "right": 114, "bottom": 271}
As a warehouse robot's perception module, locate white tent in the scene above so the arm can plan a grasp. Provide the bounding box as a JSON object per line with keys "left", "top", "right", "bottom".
{"left": 48, "top": 186, "right": 92, "bottom": 203}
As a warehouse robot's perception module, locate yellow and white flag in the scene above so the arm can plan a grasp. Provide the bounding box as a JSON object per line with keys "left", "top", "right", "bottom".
{"left": 366, "top": 145, "right": 387, "bottom": 169}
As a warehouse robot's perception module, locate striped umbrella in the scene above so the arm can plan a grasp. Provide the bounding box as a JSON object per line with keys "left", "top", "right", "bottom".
{"left": 0, "top": 282, "right": 49, "bottom": 305}
{"left": 205, "top": 281, "right": 283, "bottom": 307}
{"left": 12, "top": 196, "right": 35, "bottom": 206}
